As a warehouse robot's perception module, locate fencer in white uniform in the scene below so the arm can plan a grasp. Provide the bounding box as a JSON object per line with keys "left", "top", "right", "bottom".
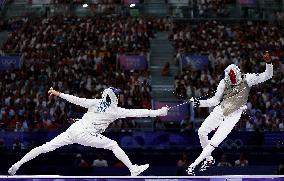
{"left": 8, "top": 87, "right": 168, "bottom": 176}
{"left": 187, "top": 52, "right": 273, "bottom": 175}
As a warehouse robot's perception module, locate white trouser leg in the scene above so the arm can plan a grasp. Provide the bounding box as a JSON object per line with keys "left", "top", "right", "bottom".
{"left": 198, "top": 106, "right": 223, "bottom": 160}
{"left": 190, "top": 108, "right": 243, "bottom": 168}
{"left": 16, "top": 131, "right": 73, "bottom": 167}
{"left": 209, "top": 108, "right": 243, "bottom": 147}
{"left": 76, "top": 132, "right": 134, "bottom": 170}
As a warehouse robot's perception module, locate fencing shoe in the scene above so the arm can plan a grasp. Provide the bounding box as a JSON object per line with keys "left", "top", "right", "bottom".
{"left": 200, "top": 158, "right": 215, "bottom": 172}
{"left": 186, "top": 166, "right": 195, "bottom": 175}
{"left": 8, "top": 163, "right": 20, "bottom": 175}
{"left": 130, "top": 164, "right": 149, "bottom": 176}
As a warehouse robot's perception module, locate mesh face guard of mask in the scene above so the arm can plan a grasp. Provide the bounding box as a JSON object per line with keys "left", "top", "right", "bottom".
{"left": 224, "top": 64, "right": 242, "bottom": 85}
{"left": 102, "top": 87, "right": 121, "bottom": 105}
{"left": 97, "top": 87, "right": 121, "bottom": 112}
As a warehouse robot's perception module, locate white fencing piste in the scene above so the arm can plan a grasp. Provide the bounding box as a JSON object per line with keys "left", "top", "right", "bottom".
{"left": 1, "top": 175, "right": 284, "bottom": 179}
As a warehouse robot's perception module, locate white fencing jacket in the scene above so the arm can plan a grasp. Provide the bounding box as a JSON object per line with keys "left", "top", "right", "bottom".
{"left": 199, "top": 63, "right": 273, "bottom": 113}
{"left": 60, "top": 88, "right": 166, "bottom": 133}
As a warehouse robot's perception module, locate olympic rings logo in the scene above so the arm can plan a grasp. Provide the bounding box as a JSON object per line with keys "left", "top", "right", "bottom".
{"left": 220, "top": 139, "right": 244, "bottom": 149}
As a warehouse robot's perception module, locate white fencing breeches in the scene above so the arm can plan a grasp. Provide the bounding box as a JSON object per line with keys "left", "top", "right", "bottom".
{"left": 15, "top": 122, "right": 133, "bottom": 170}
{"left": 198, "top": 106, "right": 223, "bottom": 149}
{"left": 209, "top": 106, "right": 243, "bottom": 148}
{"left": 190, "top": 106, "right": 243, "bottom": 168}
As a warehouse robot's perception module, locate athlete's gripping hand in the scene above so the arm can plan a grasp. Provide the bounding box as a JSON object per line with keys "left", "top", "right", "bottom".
{"left": 158, "top": 107, "right": 169, "bottom": 116}
{"left": 190, "top": 97, "right": 200, "bottom": 108}
{"left": 263, "top": 51, "right": 272, "bottom": 63}
{"left": 48, "top": 87, "right": 61, "bottom": 97}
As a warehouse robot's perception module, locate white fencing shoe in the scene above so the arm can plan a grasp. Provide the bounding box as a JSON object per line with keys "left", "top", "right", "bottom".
{"left": 8, "top": 164, "right": 20, "bottom": 175}
{"left": 130, "top": 164, "right": 149, "bottom": 176}
{"left": 200, "top": 158, "right": 215, "bottom": 172}
{"left": 186, "top": 166, "right": 195, "bottom": 175}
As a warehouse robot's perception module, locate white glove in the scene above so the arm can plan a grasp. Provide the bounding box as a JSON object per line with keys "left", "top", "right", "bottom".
{"left": 158, "top": 107, "right": 169, "bottom": 116}
{"left": 190, "top": 97, "right": 200, "bottom": 108}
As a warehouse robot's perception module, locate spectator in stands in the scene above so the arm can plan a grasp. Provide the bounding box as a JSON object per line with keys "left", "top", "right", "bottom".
{"left": 92, "top": 153, "right": 108, "bottom": 167}
{"left": 177, "top": 152, "right": 190, "bottom": 167}
{"left": 275, "top": 139, "right": 284, "bottom": 152}
{"left": 161, "top": 62, "right": 170, "bottom": 77}
{"left": 176, "top": 152, "right": 191, "bottom": 176}
{"left": 234, "top": 153, "right": 248, "bottom": 167}
{"left": 277, "top": 164, "right": 284, "bottom": 174}
{"left": 72, "top": 153, "right": 89, "bottom": 175}
{"left": 12, "top": 138, "right": 24, "bottom": 151}
{"left": 217, "top": 154, "right": 232, "bottom": 167}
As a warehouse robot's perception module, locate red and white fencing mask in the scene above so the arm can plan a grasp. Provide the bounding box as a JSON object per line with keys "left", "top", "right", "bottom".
{"left": 224, "top": 64, "right": 242, "bottom": 85}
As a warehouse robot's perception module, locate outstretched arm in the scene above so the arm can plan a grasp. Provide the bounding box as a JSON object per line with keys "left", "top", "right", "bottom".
{"left": 198, "top": 79, "right": 225, "bottom": 107}
{"left": 245, "top": 52, "right": 273, "bottom": 87}
{"left": 116, "top": 107, "right": 168, "bottom": 119}
{"left": 48, "top": 87, "right": 99, "bottom": 108}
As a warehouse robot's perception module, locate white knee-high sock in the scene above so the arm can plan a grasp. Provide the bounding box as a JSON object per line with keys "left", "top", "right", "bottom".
{"left": 112, "top": 145, "right": 133, "bottom": 170}
{"left": 199, "top": 134, "right": 209, "bottom": 149}
{"left": 206, "top": 155, "right": 214, "bottom": 161}
{"left": 190, "top": 144, "right": 215, "bottom": 168}
{"left": 199, "top": 134, "right": 213, "bottom": 161}
{"left": 16, "top": 146, "right": 45, "bottom": 167}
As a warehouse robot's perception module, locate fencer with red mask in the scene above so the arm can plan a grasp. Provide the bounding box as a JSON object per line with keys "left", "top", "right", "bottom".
{"left": 187, "top": 51, "right": 273, "bottom": 175}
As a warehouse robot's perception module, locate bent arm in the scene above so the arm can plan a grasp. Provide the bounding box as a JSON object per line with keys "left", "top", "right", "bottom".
{"left": 116, "top": 107, "right": 162, "bottom": 118}
{"left": 59, "top": 93, "right": 100, "bottom": 108}
{"left": 199, "top": 79, "right": 225, "bottom": 107}
{"left": 245, "top": 63, "right": 273, "bottom": 87}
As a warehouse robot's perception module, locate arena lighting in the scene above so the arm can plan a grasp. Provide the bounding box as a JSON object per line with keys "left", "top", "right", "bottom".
{"left": 130, "top": 3, "right": 135, "bottom": 8}
{"left": 82, "top": 3, "right": 88, "bottom": 8}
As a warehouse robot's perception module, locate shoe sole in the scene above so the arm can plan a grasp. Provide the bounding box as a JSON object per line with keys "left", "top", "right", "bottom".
{"left": 186, "top": 167, "right": 195, "bottom": 175}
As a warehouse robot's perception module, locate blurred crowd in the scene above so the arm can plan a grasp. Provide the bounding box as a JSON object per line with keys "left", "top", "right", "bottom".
{"left": 3, "top": 15, "right": 155, "bottom": 54}
{"left": 51, "top": 0, "right": 121, "bottom": 4}
{"left": 170, "top": 21, "right": 284, "bottom": 131}
{"left": 1, "top": 15, "right": 284, "bottom": 133}
{"left": 51, "top": 0, "right": 86, "bottom": 4}
{"left": 89, "top": 0, "right": 122, "bottom": 14}
{"left": 0, "top": 15, "right": 166, "bottom": 131}
{"left": 193, "top": 0, "right": 234, "bottom": 18}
